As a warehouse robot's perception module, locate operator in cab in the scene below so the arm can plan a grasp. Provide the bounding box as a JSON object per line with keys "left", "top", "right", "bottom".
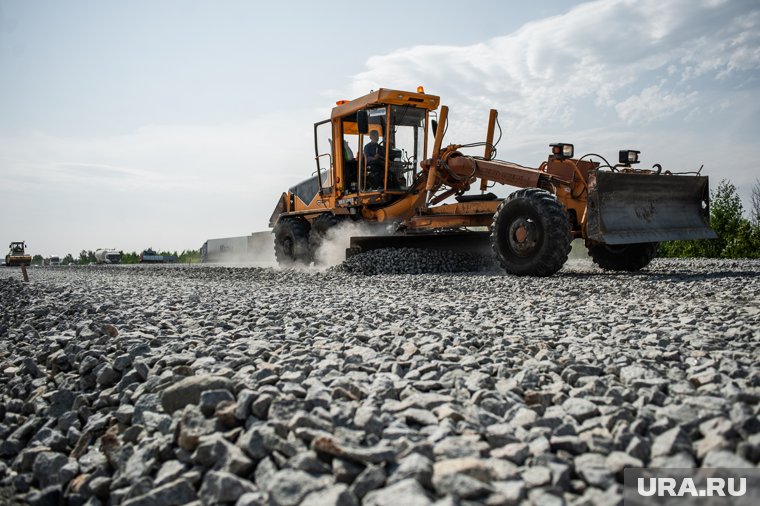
{"left": 363, "top": 129, "right": 384, "bottom": 189}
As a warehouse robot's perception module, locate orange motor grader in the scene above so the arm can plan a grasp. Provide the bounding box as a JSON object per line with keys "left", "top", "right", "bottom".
{"left": 269, "top": 88, "right": 715, "bottom": 276}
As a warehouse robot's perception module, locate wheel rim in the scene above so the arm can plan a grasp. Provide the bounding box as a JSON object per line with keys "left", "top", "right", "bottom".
{"left": 508, "top": 217, "right": 540, "bottom": 257}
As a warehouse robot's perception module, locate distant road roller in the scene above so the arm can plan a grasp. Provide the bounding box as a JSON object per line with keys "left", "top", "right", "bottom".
{"left": 5, "top": 241, "right": 32, "bottom": 267}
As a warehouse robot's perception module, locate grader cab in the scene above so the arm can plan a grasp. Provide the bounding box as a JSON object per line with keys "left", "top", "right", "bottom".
{"left": 269, "top": 88, "right": 715, "bottom": 276}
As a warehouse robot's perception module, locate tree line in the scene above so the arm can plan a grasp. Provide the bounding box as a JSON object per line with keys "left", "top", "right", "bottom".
{"left": 31, "top": 249, "right": 201, "bottom": 265}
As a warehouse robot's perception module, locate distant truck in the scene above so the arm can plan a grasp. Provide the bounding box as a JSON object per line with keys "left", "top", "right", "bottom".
{"left": 6, "top": 241, "right": 32, "bottom": 267}
{"left": 43, "top": 256, "right": 60, "bottom": 266}
{"left": 95, "top": 249, "right": 122, "bottom": 264}
{"left": 139, "top": 249, "right": 177, "bottom": 263}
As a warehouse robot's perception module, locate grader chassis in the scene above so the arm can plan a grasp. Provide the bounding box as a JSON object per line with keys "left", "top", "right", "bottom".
{"left": 270, "top": 88, "right": 715, "bottom": 276}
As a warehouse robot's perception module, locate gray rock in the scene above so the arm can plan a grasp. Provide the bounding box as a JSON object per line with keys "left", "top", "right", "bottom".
{"left": 287, "top": 451, "right": 331, "bottom": 474}
{"left": 235, "top": 389, "right": 257, "bottom": 420}
{"left": 96, "top": 364, "right": 120, "bottom": 387}
{"left": 522, "top": 466, "right": 552, "bottom": 488}
{"left": 25, "top": 485, "right": 63, "bottom": 506}
{"left": 364, "top": 478, "right": 432, "bottom": 506}
{"left": 562, "top": 398, "right": 600, "bottom": 422}
{"left": 32, "top": 451, "right": 69, "bottom": 489}
{"left": 549, "top": 435, "right": 588, "bottom": 454}
{"left": 620, "top": 365, "right": 659, "bottom": 385}
{"left": 235, "top": 491, "right": 267, "bottom": 506}
{"left": 400, "top": 408, "right": 439, "bottom": 427}
{"left": 160, "top": 375, "right": 233, "bottom": 414}
{"left": 651, "top": 427, "right": 692, "bottom": 459}
{"left": 491, "top": 480, "right": 526, "bottom": 505}
{"left": 120, "top": 477, "right": 197, "bottom": 506}
{"left": 301, "top": 484, "right": 358, "bottom": 506}
{"left": 490, "top": 443, "right": 530, "bottom": 465}
{"left": 155, "top": 460, "right": 187, "bottom": 486}
{"left": 49, "top": 390, "right": 76, "bottom": 418}
{"left": 605, "top": 451, "right": 643, "bottom": 475}
{"left": 432, "top": 472, "right": 493, "bottom": 499}
{"left": 199, "top": 470, "right": 258, "bottom": 504}
{"left": 88, "top": 476, "right": 112, "bottom": 498}
{"left": 254, "top": 456, "right": 278, "bottom": 489}
{"left": 251, "top": 394, "right": 273, "bottom": 420}
{"left": 192, "top": 435, "right": 253, "bottom": 476}
{"left": 349, "top": 465, "right": 386, "bottom": 499}
{"left": 388, "top": 452, "right": 433, "bottom": 488}
{"left": 702, "top": 450, "right": 754, "bottom": 468}
{"left": 267, "top": 469, "right": 327, "bottom": 506}
{"left": 573, "top": 453, "right": 614, "bottom": 488}
{"left": 199, "top": 389, "right": 236, "bottom": 416}
{"left": 177, "top": 405, "right": 214, "bottom": 451}
{"left": 649, "top": 452, "right": 696, "bottom": 468}
{"left": 332, "top": 458, "right": 364, "bottom": 484}
{"left": 485, "top": 423, "right": 518, "bottom": 448}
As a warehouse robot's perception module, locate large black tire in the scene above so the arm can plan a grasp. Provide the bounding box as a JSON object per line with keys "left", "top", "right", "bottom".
{"left": 490, "top": 189, "right": 572, "bottom": 276}
{"left": 587, "top": 242, "right": 658, "bottom": 271}
{"left": 308, "top": 213, "right": 342, "bottom": 255}
{"left": 273, "top": 218, "right": 311, "bottom": 266}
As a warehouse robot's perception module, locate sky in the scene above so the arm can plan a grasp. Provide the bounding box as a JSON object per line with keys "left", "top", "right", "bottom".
{"left": 1, "top": 0, "right": 758, "bottom": 257}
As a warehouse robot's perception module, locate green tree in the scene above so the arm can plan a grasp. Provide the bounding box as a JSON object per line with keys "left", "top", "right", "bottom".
{"left": 120, "top": 251, "right": 139, "bottom": 264}
{"left": 62, "top": 253, "right": 74, "bottom": 265}
{"left": 178, "top": 249, "right": 201, "bottom": 263}
{"left": 79, "top": 250, "right": 97, "bottom": 264}
{"left": 32, "top": 254, "right": 44, "bottom": 266}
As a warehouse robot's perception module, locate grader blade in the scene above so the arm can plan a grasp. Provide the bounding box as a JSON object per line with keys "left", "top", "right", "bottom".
{"left": 586, "top": 172, "right": 717, "bottom": 244}
{"left": 347, "top": 231, "right": 492, "bottom": 258}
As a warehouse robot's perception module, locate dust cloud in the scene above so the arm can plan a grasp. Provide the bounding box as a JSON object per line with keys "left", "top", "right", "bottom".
{"left": 311, "top": 220, "right": 388, "bottom": 269}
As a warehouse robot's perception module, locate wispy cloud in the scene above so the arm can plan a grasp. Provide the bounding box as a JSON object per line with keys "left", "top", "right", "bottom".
{"left": 346, "top": 0, "right": 759, "bottom": 132}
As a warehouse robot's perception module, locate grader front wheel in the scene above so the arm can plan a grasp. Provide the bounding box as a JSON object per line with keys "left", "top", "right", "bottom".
{"left": 490, "top": 189, "right": 572, "bottom": 276}
{"left": 274, "top": 218, "right": 311, "bottom": 266}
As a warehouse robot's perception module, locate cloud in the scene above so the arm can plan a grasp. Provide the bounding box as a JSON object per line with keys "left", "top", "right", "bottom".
{"left": 0, "top": 116, "right": 314, "bottom": 195}
{"left": 0, "top": 114, "right": 316, "bottom": 253}
{"left": 615, "top": 83, "right": 698, "bottom": 124}
{"left": 346, "top": 0, "right": 760, "bottom": 132}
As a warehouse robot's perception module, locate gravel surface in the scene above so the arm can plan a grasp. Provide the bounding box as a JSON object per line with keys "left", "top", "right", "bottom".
{"left": 1, "top": 257, "right": 759, "bottom": 505}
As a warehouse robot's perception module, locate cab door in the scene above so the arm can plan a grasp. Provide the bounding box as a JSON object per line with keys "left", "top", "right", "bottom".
{"left": 314, "top": 120, "right": 333, "bottom": 195}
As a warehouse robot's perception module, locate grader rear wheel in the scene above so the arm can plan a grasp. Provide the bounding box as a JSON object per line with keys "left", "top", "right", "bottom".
{"left": 490, "top": 189, "right": 572, "bottom": 276}
{"left": 587, "top": 242, "right": 658, "bottom": 271}
{"left": 274, "top": 218, "right": 311, "bottom": 266}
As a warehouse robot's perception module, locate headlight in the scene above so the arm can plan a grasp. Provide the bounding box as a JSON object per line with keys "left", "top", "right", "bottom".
{"left": 550, "top": 143, "right": 574, "bottom": 159}
{"left": 619, "top": 149, "right": 640, "bottom": 164}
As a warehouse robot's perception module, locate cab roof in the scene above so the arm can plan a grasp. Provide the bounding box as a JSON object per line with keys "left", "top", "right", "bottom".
{"left": 331, "top": 88, "right": 440, "bottom": 119}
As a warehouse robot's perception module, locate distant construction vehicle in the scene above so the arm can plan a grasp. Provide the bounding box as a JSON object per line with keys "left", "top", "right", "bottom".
{"left": 269, "top": 87, "right": 716, "bottom": 276}
{"left": 95, "top": 249, "right": 122, "bottom": 264}
{"left": 139, "top": 249, "right": 177, "bottom": 264}
{"left": 5, "top": 241, "right": 32, "bottom": 267}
